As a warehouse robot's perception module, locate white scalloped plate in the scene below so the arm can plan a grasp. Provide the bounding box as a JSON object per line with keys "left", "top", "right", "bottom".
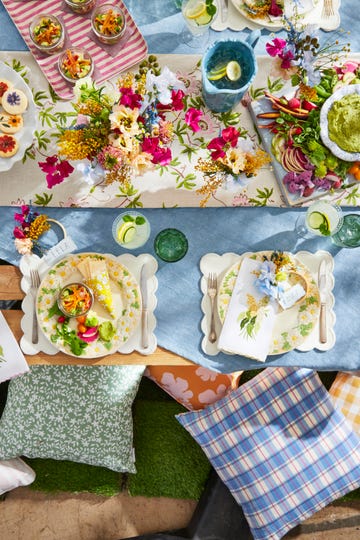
{"left": 19, "top": 252, "right": 158, "bottom": 357}
{"left": 0, "top": 61, "right": 36, "bottom": 172}
{"left": 320, "top": 84, "right": 360, "bottom": 162}
{"left": 200, "top": 250, "right": 335, "bottom": 358}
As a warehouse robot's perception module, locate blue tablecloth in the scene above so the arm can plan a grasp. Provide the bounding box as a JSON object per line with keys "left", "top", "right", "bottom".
{"left": 1, "top": 0, "right": 360, "bottom": 372}
{"left": 1, "top": 206, "right": 360, "bottom": 373}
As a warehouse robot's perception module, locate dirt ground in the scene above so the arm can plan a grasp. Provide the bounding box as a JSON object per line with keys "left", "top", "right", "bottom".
{"left": 1, "top": 488, "right": 360, "bottom": 540}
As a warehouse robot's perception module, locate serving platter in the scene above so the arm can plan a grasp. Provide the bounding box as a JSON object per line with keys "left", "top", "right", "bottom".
{"left": 2, "top": 0, "right": 147, "bottom": 99}
{"left": 36, "top": 252, "right": 141, "bottom": 358}
{"left": 0, "top": 61, "right": 36, "bottom": 172}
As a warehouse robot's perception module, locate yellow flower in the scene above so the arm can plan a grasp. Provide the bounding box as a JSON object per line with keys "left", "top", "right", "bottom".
{"left": 28, "top": 215, "right": 50, "bottom": 240}
{"left": 132, "top": 152, "right": 155, "bottom": 175}
{"left": 58, "top": 130, "right": 102, "bottom": 160}
{"left": 109, "top": 105, "right": 141, "bottom": 136}
{"left": 222, "top": 148, "right": 246, "bottom": 175}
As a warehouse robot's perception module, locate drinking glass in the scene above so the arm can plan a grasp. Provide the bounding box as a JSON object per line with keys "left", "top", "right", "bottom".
{"left": 112, "top": 211, "right": 150, "bottom": 250}
{"left": 154, "top": 229, "right": 188, "bottom": 262}
{"left": 180, "top": 0, "right": 218, "bottom": 48}
{"left": 295, "top": 201, "right": 343, "bottom": 239}
{"left": 331, "top": 214, "right": 360, "bottom": 248}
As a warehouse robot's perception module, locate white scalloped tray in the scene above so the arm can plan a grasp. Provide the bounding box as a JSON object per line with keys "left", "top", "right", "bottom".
{"left": 19, "top": 252, "right": 158, "bottom": 357}
{"left": 200, "top": 250, "right": 335, "bottom": 358}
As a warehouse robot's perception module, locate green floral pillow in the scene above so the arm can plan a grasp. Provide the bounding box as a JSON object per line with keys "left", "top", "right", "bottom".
{"left": 0, "top": 365, "right": 145, "bottom": 473}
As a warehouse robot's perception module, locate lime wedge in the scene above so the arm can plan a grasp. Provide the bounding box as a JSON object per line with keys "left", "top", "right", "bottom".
{"left": 185, "top": 1, "right": 206, "bottom": 19}
{"left": 207, "top": 64, "right": 228, "bottom": 81}
{"left": 117, "top": 222, "right": 136, "bottom": 244}
{"left": 226, "top": 61, "right": 241, "bottom": 82}
{"left": 308, "top": 211, "right": 329, "bottom": 232}
{"left": 195, "top": 11, "right": 212, "bottom": 25}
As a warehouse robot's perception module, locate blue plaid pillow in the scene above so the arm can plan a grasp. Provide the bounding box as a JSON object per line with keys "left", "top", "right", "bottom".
{"left": 177, "top": 368, "right": 360, "bottom": 540}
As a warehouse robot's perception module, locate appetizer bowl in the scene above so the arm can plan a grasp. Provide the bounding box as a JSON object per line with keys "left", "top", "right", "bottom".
{"left": 64, "top": 0, "right": 97, "bottom": 14}
{"left": 57, "top": 282, "right": 94, "bottom": 318}
{"left": 91, "top": 3, "right": 126, "bottom": 45}
{"left": 29, "top": 14, "right": 65, "bottom": 55}
{"left": 320, "top": 84, "right": 360, "bottom": 162}
{"left": 58, "top": 48, "right": 94, "bottom": 83}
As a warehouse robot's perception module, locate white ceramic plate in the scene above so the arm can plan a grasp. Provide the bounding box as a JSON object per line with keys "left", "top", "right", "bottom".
{"left": 217, "top": 251, "right": 320, "bottom": 355}
{"left": 0, "top": 61, "right": 36, "bottom": 172}
{"left": 231, "top": 0, "right": 318, "bottom": 30}
{"left": 36, "top": 253, "right": 141, "bottom": 358}
{"left": 320, "top": 84, "right": 360, "bottom": 162}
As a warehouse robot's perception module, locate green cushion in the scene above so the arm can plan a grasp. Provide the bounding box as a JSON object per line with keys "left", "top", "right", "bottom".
{"left": 0, "top": 365, "right": 145, "bottom": 473}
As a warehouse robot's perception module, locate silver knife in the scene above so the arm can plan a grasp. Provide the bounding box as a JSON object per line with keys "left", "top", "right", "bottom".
{"left": 140, "top": 263, "right": 149, "bottom": 349}
{"left": 221, "top": 0, "right": 228, "bottom": 22}
{"left": 318, "top": 260, "right": 327, "bottom": 344}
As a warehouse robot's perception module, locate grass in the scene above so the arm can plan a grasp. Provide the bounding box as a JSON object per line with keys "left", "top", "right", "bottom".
{"left": 128, "top": 399, "right": 211, "bottom": 499}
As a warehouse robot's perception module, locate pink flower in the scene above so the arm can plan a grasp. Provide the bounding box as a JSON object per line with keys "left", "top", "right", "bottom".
{"left": 207, "top": 127, "right": 240, "bottom": 160}
{"left": 222, "top": 126, "right": 239, "bottom": 147}
{"left": 13, "top": 226, "right": 26, "bottom": 239}
{"left": 185, "top": 107, "right": 203, "bottom": 132}
{"left": 266, "top": 38, "right": 286, "bottom": 57}
{"left": 39, "top": 156, "right": 74, "bottom": 188}
{"left": 170, "top": 89, "right": 185, "bottom": 111}
{"left": 207, "top": 136, "right": 226, "bottom": 160}
{"left": 268, "top": 0, "right": 283, "bottom": 17}
{"left": 14, "top": 205, "right": 30, "bottom": 223}
{"left": 141, "top": 137, "right": 172, "bottom": 165}
{"left": 280, "top": 49, "right": 295, "bottom": 69}
{"left": 119, "top": 87, "right": 142, "bottom": 109}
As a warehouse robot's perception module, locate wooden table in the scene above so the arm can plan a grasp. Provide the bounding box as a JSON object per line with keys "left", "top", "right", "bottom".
{"left": 0, "top": 263, "right": 193, "bottom": 367}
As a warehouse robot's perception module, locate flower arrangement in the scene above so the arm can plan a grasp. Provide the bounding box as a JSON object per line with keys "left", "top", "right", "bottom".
{"left": 13, "top": 205, "right": 50, "bottom": 255}
{"left": 195, "top": 126, "right": 270, "bottom": 206}
{"left": 39, "top": 56, "right": 200, "bottom": 189}
{"left": 257, "top": 21, "right": 359, "bottom": 198}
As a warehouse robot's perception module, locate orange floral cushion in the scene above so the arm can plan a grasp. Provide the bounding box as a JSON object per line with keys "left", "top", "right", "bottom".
{"left": 145, "top": 365, "right": 242, "bottom": 410}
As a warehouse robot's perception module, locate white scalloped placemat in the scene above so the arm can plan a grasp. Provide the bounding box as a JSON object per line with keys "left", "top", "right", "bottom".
{"left": 200, "top": 250, "right": 335, "bottom": 357}
{"left": 19, "top": 252, "right": 158, "bottom": 357}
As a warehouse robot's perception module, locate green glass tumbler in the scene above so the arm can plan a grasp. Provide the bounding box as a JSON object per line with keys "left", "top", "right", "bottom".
{"left": 331, "top": 214, "right": 360, "bottom": 248}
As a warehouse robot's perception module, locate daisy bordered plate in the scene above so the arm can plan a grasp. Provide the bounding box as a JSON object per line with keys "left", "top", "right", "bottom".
{"left": 36, "top": 253, "right": 141, "bottom": 358}
{"left": 217, "top": 251, "right": 320, "bottom": 355}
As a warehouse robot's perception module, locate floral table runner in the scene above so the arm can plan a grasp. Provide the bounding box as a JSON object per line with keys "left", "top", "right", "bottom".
{"left": 1, "top": 51, "right": 360, "bottom": 208}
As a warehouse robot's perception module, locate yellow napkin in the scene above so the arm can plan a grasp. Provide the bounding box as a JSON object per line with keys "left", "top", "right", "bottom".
{"left": 217, "top": 257, "right": 277, "bottom": 362}
{"left": 77, "top": 258, "right": 116, "bottom": 319}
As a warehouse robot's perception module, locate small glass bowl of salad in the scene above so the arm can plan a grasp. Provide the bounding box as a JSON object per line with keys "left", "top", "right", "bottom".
{"left": 91, "top": 3, "right": 126, "bottom": 45}
{"left": 58, "top": 48, "right": 94, "bottom": 83}
{"left": 29, "top": 14, "right": 65, "bottom": 55}
{"left": 64, "top": 0, "right": 97, "bottom": 14}
{"left": 57, "top": 282, "right": 94, "bottom": 318}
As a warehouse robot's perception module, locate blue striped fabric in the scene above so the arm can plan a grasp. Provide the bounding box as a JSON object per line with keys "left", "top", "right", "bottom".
{"left": 177, "top": 368, "right": 360, "bottom": 540}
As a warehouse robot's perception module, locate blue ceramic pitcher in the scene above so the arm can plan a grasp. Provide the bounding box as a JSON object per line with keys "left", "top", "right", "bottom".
{"left": 201, "top": 30, "right": 261, "bottom": 113}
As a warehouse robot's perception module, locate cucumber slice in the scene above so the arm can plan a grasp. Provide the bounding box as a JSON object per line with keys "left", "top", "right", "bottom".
{"left": 308, "top": 211, "right": 329, "bottom": 231}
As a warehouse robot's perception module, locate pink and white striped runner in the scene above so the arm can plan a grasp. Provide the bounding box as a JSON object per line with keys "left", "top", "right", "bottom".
{"left": 3, "top": 0, "right": 148, "bottom": 99}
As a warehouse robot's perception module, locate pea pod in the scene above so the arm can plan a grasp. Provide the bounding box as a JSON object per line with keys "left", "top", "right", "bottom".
{"left": 315, "top": 85, "right": 331, "bottom": 98}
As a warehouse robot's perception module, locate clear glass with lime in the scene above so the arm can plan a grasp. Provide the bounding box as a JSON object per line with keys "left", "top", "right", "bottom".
{"left": 295, "top": 201, "right": 343, "bottom": 239}
{"left": 112, "top": 211, "right": 151, "bottom": 250}
{"left": 180, "top": 0, "right": 217, "bottom": 47}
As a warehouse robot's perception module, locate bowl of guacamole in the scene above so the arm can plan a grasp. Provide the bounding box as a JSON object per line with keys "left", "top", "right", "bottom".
{"left": 320, "top": 83, "right": 360, "bottom": 162}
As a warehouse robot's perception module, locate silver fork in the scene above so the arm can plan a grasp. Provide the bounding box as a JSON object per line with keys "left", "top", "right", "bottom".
{"left": 207, "top": 273, "right": 218, "bottom": 344}
{"left": 29, "top": 268, "right": 41, "bottom": 344}
{"left": 322, "top": 0, "right": 334, "bottom": 17}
